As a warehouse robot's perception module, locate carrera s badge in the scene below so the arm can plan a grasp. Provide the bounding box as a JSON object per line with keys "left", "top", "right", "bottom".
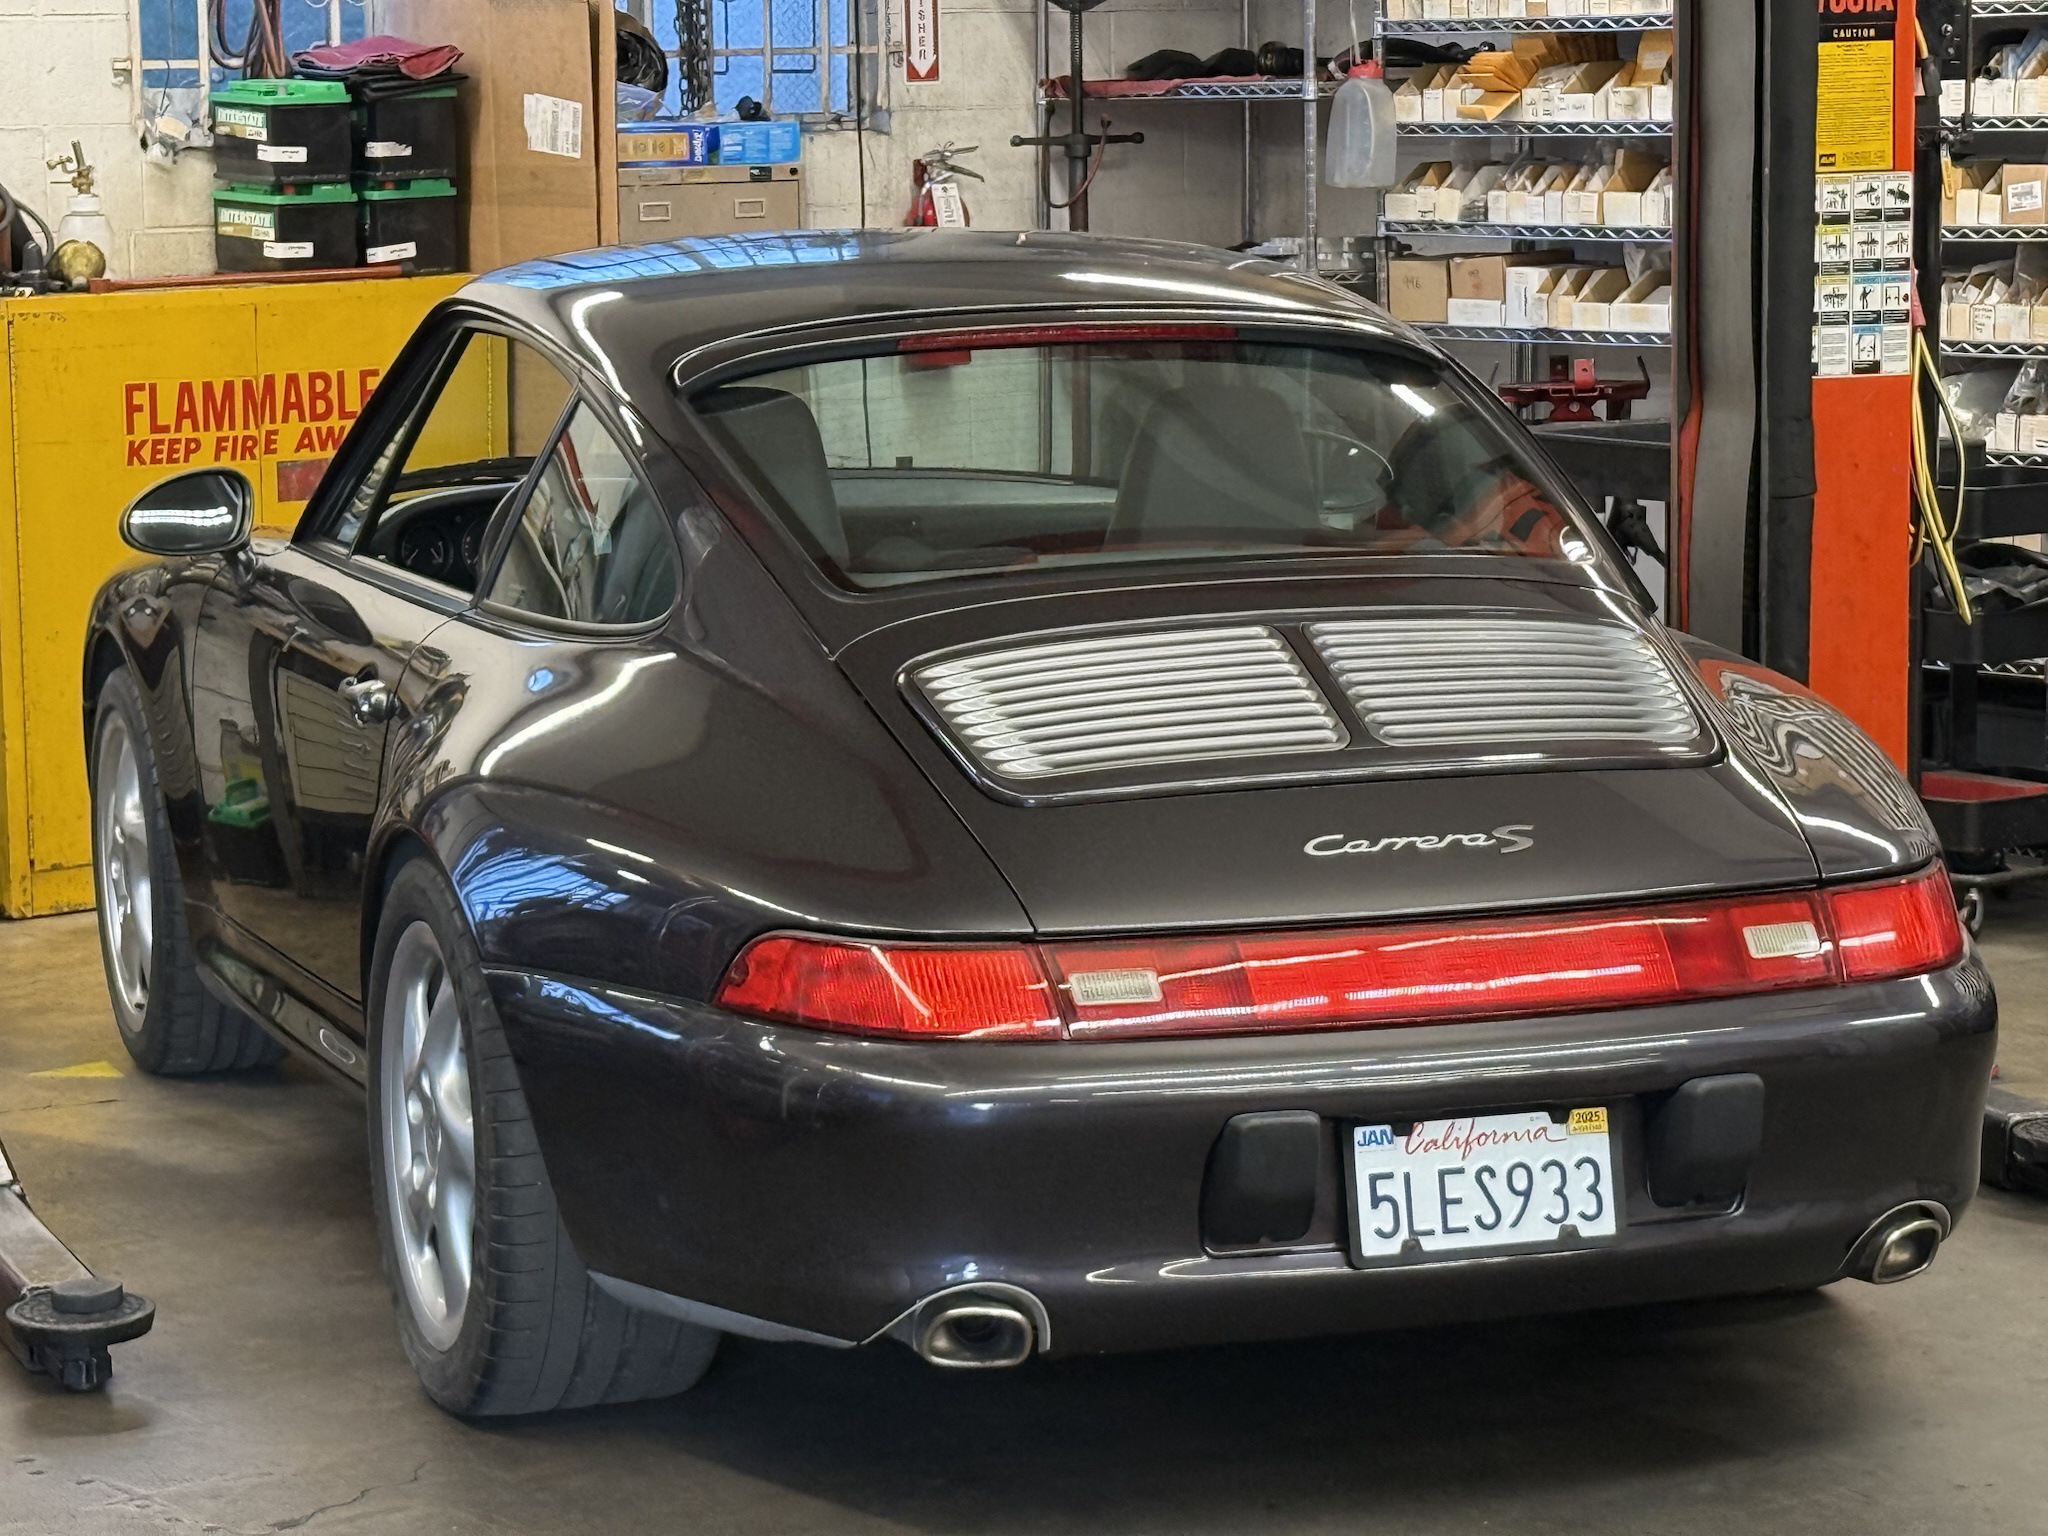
{"left": 1305, "top": 825, "right": 1535, "bottom": 858}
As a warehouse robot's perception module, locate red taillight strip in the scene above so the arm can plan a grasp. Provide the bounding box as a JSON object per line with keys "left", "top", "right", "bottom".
{"left": 712, "top": 864, "right": 1963, "bottom": 1042}
{"left": 896, "top": 323, "right": 1238, "bottom": 354}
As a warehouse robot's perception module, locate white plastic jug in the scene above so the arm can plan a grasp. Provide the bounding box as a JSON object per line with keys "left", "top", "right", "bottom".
{"left": 1324, "top": 62, "right": 1396, "bottom": 189}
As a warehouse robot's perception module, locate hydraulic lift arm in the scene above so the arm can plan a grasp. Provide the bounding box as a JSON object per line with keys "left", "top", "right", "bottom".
{"left": 0, "top": 1134, "right": 154, "bottom": 1391}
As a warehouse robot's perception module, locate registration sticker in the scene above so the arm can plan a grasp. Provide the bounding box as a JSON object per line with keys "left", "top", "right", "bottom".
{"left": 1348, "top": 1109, "right": 1619, "bottom": 1264}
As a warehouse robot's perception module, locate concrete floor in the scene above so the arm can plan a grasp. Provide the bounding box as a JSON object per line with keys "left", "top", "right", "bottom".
{"left": 2, "top": 908, "right": 2045, "bottom": 1536}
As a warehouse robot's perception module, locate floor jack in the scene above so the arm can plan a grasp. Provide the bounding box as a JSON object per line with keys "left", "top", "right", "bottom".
{"left": 0, "top": 1133, "right": 154, "bottom": 1390}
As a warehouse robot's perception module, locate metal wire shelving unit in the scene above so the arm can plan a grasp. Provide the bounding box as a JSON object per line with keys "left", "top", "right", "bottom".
{"left": 1394, "top": 118, "right": 1669, "bottom": 138}
{"left": 1376, "top": 7, "right": 1680, "bottom": 347}
{"left": 1943, "top": 225, "right": 2048, "bottom": 242}
{"left": 1379, "top": 11, "right": 1672, "bottom": 34}
{"left": 1379, "top": 219, "right": 1670, "bottom": 242}
{"left": 1412, "top": 323, "right": 1670, "bottom": 347}
{"left": 1944, "top": 340, "right": 2048, "bottom": 359}
{"left": 1027, "top": 0, "right": 1331, "bottom": 265}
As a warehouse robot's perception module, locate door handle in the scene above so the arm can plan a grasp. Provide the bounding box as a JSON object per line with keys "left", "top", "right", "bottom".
{"left": 336, "top": 674, "right": 396, "bottom": 725}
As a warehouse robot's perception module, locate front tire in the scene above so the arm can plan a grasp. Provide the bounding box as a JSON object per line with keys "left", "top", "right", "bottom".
{"left": 90, "top": 668, "right": 282, "bottom": 1075}
{"left": 367, "top": 855, "right": 718, "bottom": 1416}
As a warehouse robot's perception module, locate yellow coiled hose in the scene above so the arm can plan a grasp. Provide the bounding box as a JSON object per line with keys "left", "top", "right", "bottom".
{"left": 1911, "top": 327, "right": 1973, "bottom": 624}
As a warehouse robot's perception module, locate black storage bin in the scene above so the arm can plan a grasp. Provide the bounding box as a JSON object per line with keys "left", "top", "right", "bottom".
{"left": 210, "top": 79, "right": 352, "bottom": 187}
{"left": 352, "top": 79, "right": 462, "bottom": 181}
{"left": 357, "top": 178, "right": 460, "bottom": 274}
{"left": 212, "top": 184, "right": 357, "bottom": 273}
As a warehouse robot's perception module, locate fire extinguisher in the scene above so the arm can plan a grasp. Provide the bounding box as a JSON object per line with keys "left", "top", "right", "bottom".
{"left": 907, "top": 142, "right": 982, "bottom": 227}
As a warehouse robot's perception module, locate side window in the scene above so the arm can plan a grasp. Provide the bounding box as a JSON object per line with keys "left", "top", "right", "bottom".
{"left": 336, "top": 329, "right": 576, "bottom": 595}
{"left": 481, "top": 403, "right": 678, "bottom": 627}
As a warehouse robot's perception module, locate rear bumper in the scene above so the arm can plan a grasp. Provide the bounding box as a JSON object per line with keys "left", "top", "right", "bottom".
{"left": 488, "top": 956, "right": 1996, "bottom": 1356}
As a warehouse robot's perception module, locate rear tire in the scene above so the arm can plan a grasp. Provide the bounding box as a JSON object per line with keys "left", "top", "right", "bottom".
{"left": 90, "top": 667, "right": 283, "bottom": 1075}
{"left": 366, "top": 854, "right": 718, "bottom": 1416}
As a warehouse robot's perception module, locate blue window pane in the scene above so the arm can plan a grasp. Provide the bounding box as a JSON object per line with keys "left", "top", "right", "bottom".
{"left": 771, "top": 0, "right": 817, "bottom": 47}
{"left": 828, "top": 0, "right": 848, "bottom": 48}
{"left": 653, "top": 6, "right": 680, "bottom": 49}
{"left": 714, "top": 54, "right": 764, "bottom": 113}
{"left": 141, "top": 65, "right": 204, "bottom": 93}
{"left": 139, "top": 0, "right": 177, "bottom": 59}
{"left": 830, "top": 53, "right": 848, "bottom": 113}
{"left": 775, "top": 68, "right": 820, "bottom": 114}
{"left": 716, "top": 0, "right": 763, "bottom": 51}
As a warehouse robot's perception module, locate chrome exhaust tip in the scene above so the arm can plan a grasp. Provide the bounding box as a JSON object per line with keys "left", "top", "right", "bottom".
{"left": 882, "top": 1282, "right": 1049, "bottom": 1369}
{"left": 915, "top": 1301, "right": 1035, "bottom": 1369}
{"left": 1847, "top": 1202, "right": 1950, "bottom": 1285}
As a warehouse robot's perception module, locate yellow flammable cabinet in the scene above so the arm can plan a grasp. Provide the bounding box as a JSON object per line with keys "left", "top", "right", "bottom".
{"left": 0, "top": 274, "right": 466, "bottom": 917}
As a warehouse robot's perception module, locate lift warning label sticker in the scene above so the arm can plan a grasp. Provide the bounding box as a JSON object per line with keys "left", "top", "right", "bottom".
{"left": 1816, "top": 1, "right": 1896, "bottom": 173}
{"left": 1815, "top": 171, "right": 1911, "bottom": 378}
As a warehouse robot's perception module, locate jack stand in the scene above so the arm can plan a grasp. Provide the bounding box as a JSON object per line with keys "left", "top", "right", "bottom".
{"left": 1010, "top": 0, "right": 1142, "bottom": 231}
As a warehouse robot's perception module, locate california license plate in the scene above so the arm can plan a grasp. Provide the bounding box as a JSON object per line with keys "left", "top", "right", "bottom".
{"left": 1347, "top": 1108, "right": 1619, "bottom": 1263}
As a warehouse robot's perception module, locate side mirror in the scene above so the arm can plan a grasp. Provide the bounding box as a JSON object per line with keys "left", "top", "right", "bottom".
{"left": 119, "top": 469, "right": 254, "bottom": 557}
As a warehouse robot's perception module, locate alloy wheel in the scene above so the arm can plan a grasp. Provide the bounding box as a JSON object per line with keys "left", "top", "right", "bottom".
{"left": 381, "top": 922, "right": 477, "bottom": 1352}
{"left": 94, "top": 713, "right": 153, "bottom": 1029}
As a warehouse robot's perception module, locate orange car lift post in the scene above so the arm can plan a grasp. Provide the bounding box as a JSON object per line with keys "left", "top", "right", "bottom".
{"left": 1806, "top": 0, "right": 1917, "bottom": 768}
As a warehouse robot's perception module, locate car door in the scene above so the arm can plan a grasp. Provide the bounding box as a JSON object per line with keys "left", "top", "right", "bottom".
{"left": 193, "top": 550, "right": 450, "bottom": 998}
{"left": 190, "top": 319, "right": 576, "bottom": 1012}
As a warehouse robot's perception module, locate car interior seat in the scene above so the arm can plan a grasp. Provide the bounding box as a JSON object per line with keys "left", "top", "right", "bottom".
{"left": 695, "top": 386, "right": 848, "bottom": 565}
{"left": 1107, "top": 383, "right": 1320, "bottom": 545}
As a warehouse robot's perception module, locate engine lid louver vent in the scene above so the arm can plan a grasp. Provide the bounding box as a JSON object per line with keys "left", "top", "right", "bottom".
{"left": 1307, "top": 614, "right": 1701, "bottom": 748}
{"left": 912, "top": 625, "right": 1346, "bottom": 781}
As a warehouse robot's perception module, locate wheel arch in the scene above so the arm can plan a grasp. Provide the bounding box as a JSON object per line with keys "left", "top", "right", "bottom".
{"left": 82, "top": 624, "right": 136, "bottom": 777}
{"left": 361, "top": 824, "right": 438, "bottom": 1002}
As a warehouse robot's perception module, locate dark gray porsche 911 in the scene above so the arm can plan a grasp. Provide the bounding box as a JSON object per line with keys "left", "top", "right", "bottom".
{"left": 82, "top": 229, "right": 1990, "bottom": 1416}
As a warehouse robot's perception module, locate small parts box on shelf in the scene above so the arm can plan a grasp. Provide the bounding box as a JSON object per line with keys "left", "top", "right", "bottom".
{"left": 212, "top": 184, "right": 357, "bottom": 273}
{"left": 358, "top": 179, "right": 459, "bottom": 275}
{"left": 210, "top": 79, "right": 353, "bottom": 187}
{"left": 351, "top": 82, "right": 461, "bottom": 183}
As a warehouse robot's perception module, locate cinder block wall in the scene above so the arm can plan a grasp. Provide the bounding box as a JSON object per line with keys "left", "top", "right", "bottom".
{"left": 0, "top": 0, "right": 216, "bottom": 278}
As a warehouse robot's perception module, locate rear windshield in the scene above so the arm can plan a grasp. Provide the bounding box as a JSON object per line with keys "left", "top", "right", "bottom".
{"left": 688, "top": 334, "right": 1591, "bottom": 589}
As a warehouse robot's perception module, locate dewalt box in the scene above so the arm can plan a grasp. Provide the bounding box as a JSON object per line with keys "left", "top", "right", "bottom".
{"left": 210, "top": 78, "right": 353, "bottom": 187}
{"left": 213, "top": 184, "right": 358, "bottom": 272}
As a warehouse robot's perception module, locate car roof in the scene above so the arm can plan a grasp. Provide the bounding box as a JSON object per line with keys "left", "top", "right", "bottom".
{"left": 457, "top": 228, "right": 1406, "bottom": 372}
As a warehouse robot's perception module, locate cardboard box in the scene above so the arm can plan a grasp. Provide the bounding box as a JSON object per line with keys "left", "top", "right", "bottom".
{"left": 1570, "top": 265, "right": 1632, "bottom": 328}
{"left": 1394, "top": 72, "right": 1426, "bottom": 122}
{"left": 1945, "top": 161, "right": 1991, "bottom": 224}
{"left": 1442, "top": 162, "right": 1505, "bottom": 220}
{"left": 1599, "top": 149, "right": 1665, "bottom": 225}
{"left": 1422, "top": 64, "right": 1462, "bottom": 121}
{"left": 2006, "top": 163, "right": 2048, "bottom": 224}
{"left": 616, "top": 124, "right": 714, "bottom": 166}
{"left": 1448, "top": 250, "right": 1568, "bottom": 302}
{"left": 1388, "top": 258, "right": 1451, "bottom": 322}
{"left": 1446, "top": 297, "right": 1507, "bottom": 325}
{"left": 1547, "top": 265, "right": 1597, "bottom": 326}
{"left": 1556, "top": 60, "right": 1628, "bottom": 121}
{"left": 1640, "top": 167, "right": 1674, "bottom": 227}
{"left": 1384, "top": 160, "right": 1452, "bottom": 221}
{"left": 1611, "top": 273, "right": 1672, "bottom": 331}
{"left": 1976, "top": 78, "right": 2017, "bottom": 117}
{"left": 1506, "top": 262, "right": 1568, "bottom": 327}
